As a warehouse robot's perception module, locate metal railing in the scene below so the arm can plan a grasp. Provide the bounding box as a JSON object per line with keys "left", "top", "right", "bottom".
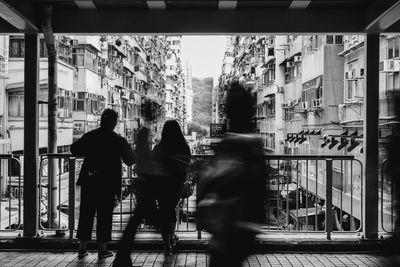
{"left": 38, "top": 154, "right": 79, "bottom": 235}
{"left": 0, "top": 155, "right": 22, "bottom": 231}
{"left": 380, "top": 159, "right": 396, "bottom": 233}
{"left": 3, "top": 153, "right": 364, "bottom": 240}
{"left": 262, "top": 155, "right": 363, "bottom": 239}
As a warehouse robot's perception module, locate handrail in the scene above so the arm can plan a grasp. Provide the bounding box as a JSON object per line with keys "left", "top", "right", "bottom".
{"left": 0, "top": 156, "right": 22, "bottom": 232}
{"left": 0, "top": 153, "right": 364, "bottom": 239}
{"left": 17, "top": 153, "right": 356, "bottom": 160}
{"left": 192, "top": 154, "right": 355, "bottom": 160}
{"left": 380, "top": 159, "right": 394, "bottom": 233}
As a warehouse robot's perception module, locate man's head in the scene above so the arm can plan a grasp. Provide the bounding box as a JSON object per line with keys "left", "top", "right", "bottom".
{"left": 100, "top": 109, "right": 118, "bottom": 130}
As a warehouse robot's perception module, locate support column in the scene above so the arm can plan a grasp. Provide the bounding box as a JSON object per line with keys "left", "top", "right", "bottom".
{"left": 23, "top": 33, "right": 39, "bottom": 237}
{"left": 362, "top": 34, "right": 380, "bottom": 239}
{"left": 42, "top": 5, "right": 59, "bottom": 228}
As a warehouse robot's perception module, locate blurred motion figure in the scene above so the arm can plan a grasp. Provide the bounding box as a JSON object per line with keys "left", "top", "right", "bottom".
{"left": 197, "top": 83, "right": 266, "bottom": 267}
{"left": 387, "top": 94, "right": 400, "bottom": 264}
{"left": 113, "top": 127, "right": 158, "bottom": 266}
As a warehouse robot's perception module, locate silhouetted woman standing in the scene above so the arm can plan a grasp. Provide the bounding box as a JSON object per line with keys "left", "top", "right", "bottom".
{"left": 153, "top": 120, "right": 191, "bottom": 255}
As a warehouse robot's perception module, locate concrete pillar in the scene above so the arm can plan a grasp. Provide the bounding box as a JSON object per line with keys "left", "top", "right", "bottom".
{"left": 23, "top": 33, "right": 39, "bottom": 237}
{"left": 362, "top": 34, "right": 380, "bottom": 239}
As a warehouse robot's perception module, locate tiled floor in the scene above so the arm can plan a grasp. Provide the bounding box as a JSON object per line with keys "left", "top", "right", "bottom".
{"left": 0, "top": 251, "right": 394, "bottom": 266}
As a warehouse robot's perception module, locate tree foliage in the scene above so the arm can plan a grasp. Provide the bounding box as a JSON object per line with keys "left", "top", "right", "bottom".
{"left": 187, "top": 122, "right": 208, "bottom": 138}
{"left": 192, "top": 77, "right": 213, "bottom": 127}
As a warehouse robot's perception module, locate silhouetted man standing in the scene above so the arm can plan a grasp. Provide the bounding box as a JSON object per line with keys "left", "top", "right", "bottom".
{"left": 71, "top": 109, "right": 135, "bottom": 259}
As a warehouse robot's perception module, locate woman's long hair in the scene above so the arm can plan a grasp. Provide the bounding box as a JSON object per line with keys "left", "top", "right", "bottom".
{"left": 158, "top": 120, "right": 190, "bottom": 155}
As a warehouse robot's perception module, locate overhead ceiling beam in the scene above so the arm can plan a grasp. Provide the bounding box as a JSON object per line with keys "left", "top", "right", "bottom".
{"left": 147, "top": 0, "right": 166, "bottom": 10}
{"left": 0, "top": 0, "right": 38, "bottom": 32}
{"left": 75, "top": 0, "right": 97, "bottom": 10}
{"left": 365, "top": 0, "right": 400, "bottom": 33}
{"left": 50, "top": 8, "right": 365, "bottom": 34}
{"left": 218, "top": 0, "right": 237, "bottom": 10}
{"left": 289, "top": 1, "right": 311, "bottom": 10}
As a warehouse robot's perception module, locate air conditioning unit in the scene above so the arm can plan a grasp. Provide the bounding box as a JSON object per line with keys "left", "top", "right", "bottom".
{"left": 294, "top": 55, "right": 302, "bottom": 62}
{"left": 379, "top": 59, "right": 400, "bottom": 73}
{"left": 353, "top": 68, "right": 364, "bottom": 78}
{"left": 312, "top": 98, "right": 323, "bottom": 109}
{"left": 70, "top": 39, "right": 78, "bottom": 46}
{"left": 292, "top": 98, "right": 299, "bottom": 106}
{"left": 286, "top": 61, "right": 294, "bottom": 68}
{"left": 300, "top": 102, "right": 308, "bottom": 110}
{"left": 277, "top": 86, "right": 284, "bottom": 93}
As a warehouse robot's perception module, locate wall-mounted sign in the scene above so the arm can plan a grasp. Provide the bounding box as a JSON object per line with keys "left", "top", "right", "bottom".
{"left": 210, "top": 123, "right": 225, "bottom": 137}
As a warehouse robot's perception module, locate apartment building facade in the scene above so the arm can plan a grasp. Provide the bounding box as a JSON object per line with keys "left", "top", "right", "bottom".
{"left": 165, "top": 36, "right": 186, "bottom": 129}
{"left": 3, "top": 34, "right": 189, "bottom": 164}
{"left": 216, "top": 34, "right": 400, "bottom": 229}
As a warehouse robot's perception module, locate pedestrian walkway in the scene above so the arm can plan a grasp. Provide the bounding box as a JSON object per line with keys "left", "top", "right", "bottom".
{"left": 0, "top": 251, "right": 394, "bottom": 266}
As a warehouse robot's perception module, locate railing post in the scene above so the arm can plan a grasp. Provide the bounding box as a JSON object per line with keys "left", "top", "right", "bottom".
{"left": 23, "top": 33, "right": 39, "bottom": 238}
{"left": 325, "top": 159, "right": 333, "bottom": 240}
{"left": 68, "top": 157, "right": 75, "bottom": 239}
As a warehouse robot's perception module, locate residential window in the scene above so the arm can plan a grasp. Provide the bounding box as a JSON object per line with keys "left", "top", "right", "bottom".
{"left": 266, "top": 97, "right": 275, "bottom": 116}
{"left": 345, "top": 60, "right": 364, "bottom": 100}
{"left": 282, "top": 109, "right": 294, "bottom": 121}
{"left": 266, "top": 133, "right": 275, "bottom": 150}
{"left": 91, "top": 99, "right": 98, "bottom": 114}
{"left": 335, "top": 35, "right": 343, "bottom": 44}
{"left": 9, "top": 38, "right": 24, "bottom": 58}
{"left": 387, "top": 73, "right": 400, "bottom": 94}
{"left": 301, "top": 76, "right": 323, "bottom": 107}
{"left": 74, "top": 92, "right": 86, "bottom": 111}
{"left": 73, "top": 47, "right": 98, "bottom": 72}
{"left": 326, "top": 35, "right": 334, "bottom": 44}
{"left": 292, "top": 63, "right": 301, "bottom": 79}
{"left": 388, "top": 37, "right": 400, "bottom": 59}
{"left": 326, "top": 35, "right": 343, "bottom": 45}
{"left": 40, "top": 39, "right": 48, "bottom": 58}
{"left": 8, "top": 92, "right": 24, "bottom": 117}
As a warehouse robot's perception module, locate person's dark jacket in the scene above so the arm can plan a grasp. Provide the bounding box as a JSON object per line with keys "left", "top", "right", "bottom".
{"left": 71, "top": 128, "right": 135, "bottom": 196}
{"left": 152, "top": 142, "right": 191, "bottom": 185}
{"left": 198, "top": 133, "right": 266, "bottom": 225}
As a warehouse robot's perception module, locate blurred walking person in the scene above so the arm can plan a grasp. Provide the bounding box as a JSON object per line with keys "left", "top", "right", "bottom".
{"left": 387, "top": 94, "right": 400, "bottom": 265}
{"left": 152, "top": 120, "right": 191, "bottom": 255}
{"left": 197, "top": 83, "right": 266, "bottom": 267}
{"left": 113, "top": 127, "right": 159, "bottom": 266}
{"left": 71, "top": 109, "right": 135, "bottom": 259}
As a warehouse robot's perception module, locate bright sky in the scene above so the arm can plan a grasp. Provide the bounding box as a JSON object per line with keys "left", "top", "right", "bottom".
{"left": 181, "top": 35, "right": 227, "bottom": 85}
